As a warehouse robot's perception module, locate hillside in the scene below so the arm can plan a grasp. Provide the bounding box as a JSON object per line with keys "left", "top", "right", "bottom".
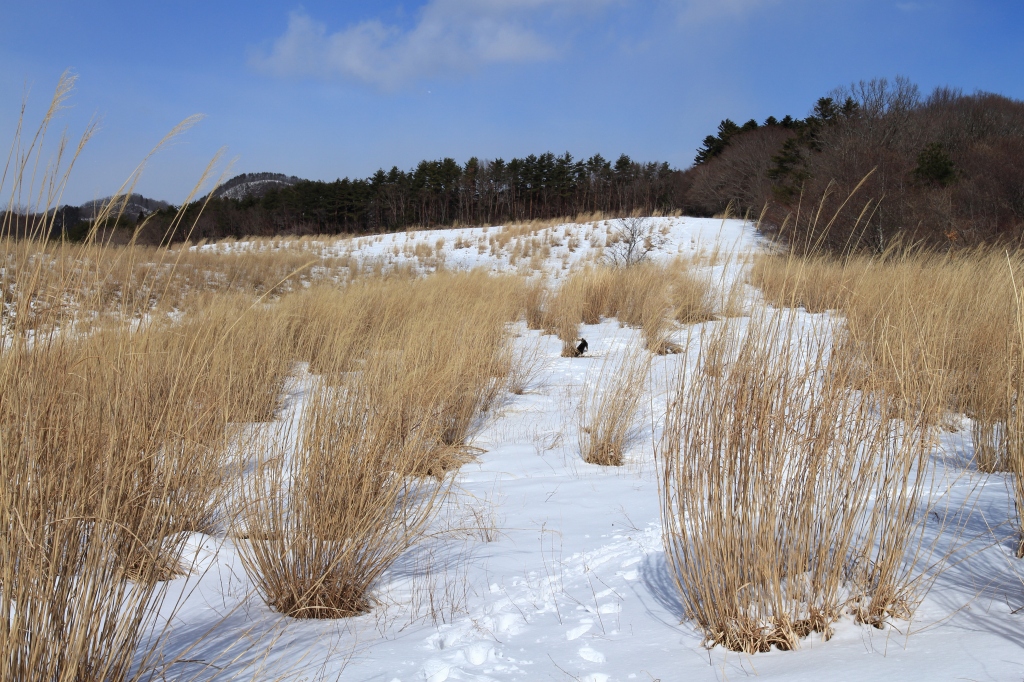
{"left": 210, "top": 172, "right": 303, "bottom": 201}
{"left": 148, "top": 218, "right": 1018, "bottom": 680}
{"left": 680, "top": 77, "right": 1024, "bottom": 251}
{"left": 78, "top": 193, "right": 169, "bottom": 220}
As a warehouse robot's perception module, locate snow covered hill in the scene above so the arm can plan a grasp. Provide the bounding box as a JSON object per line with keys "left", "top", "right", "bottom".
{"left": 211, "top": 172, "right": 303, "bottom": 201}
{"left": 79, "top": 192, "right": 169, "bottom": 220}
{"left": 159, "top": 217, "right": 1022, "bottom": 682}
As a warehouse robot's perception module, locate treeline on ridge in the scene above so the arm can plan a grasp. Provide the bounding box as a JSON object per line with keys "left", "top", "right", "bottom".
{"left": 687, "top": 77, "right": 1024, "bottom": 252}
{"left": 30, "top": 76, "right": 1024, "bottom": 252}
{"left": 127, "top": 153, "right": 686, "bottom": 244}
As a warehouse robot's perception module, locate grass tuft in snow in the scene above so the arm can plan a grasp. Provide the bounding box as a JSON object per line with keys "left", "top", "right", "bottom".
{"left": 578, "top": 346, "right": 650, "bottom": 466}
{"left": 660, "top": 309, "right": 942, "bottom": 653}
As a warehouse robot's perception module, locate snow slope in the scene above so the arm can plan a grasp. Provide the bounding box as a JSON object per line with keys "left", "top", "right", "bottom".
{"left": 159, "top": 218, "right": 1023, "bottom": 681}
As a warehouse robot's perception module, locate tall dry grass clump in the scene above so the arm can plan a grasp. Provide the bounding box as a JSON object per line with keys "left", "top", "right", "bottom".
{"left": 752, "top": 250, "right": 1022, "bottom": 459}
{"left": 541, "top": 262, "right": 712, "bottom": 355}
{"left": 174, "top": 292, "right": 296, "bottom": 425}
{"left": 287, "top": 271, "right": 524, "bottom": 455}
{"left": 668, "top": 260, "right": 716, "bottom": 325}
{"left": 660, "top": 310, "right": 941, "bottom": 653}
{"left": 543, "top": 270, "right": 587, "bottom": 356}
{"left": 606, "top": 263, "right": 710, "bottom": 353}
{"left": 1009, "top": 268, "right": 1024, "bottom": 556}
{"left": 0, "top": 304, "right": 286, "bottom": 680}
{"left": 0, "top": 75, "right": 299, "bottom": 680}
{"left": 505, "top": 336, "right": 547, "bottom": 395}
{"left": 0, "top": 331, "right": 223, "bottom": 681}
{"left": 752, "top": 249, "right": 1024, "bottom": 549}
{"left": 578, "top": 347, "right": 650, "bottom": 465}
{"left": 748, "top": 253, "right": 860, "bottom": 313}
{"left": 523, "top": 278, "right": 547, "bottom": 330}
{"left": 236, "top": 369, "right": 448, "bottom": 618}
{"left": 238, "top": 270, "right": 526, "bottom": 618}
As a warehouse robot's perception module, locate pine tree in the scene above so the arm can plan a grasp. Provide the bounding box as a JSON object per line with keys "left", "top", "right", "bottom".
{"left": 913, "top": 143, "right": 956, "bottom": 186}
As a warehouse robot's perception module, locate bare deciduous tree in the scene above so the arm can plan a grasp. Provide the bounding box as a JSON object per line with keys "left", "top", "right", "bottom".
{"left": 605, "top": 216, "right": 666, "bottom": 267}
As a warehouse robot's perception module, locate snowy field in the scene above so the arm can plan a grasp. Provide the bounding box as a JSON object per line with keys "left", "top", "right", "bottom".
{"left": 159, "top": 217, "right": 1023, "bottom": 681}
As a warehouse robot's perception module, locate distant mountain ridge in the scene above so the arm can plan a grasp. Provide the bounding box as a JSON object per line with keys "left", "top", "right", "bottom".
{"left": 211, "top": 172, "right": 303, "bottom": 201}
{"left": 70, "top": 173, "right": 305, "bottom": 217}
{"left": 78, "top": 193, "right": 170, "bottom": 220}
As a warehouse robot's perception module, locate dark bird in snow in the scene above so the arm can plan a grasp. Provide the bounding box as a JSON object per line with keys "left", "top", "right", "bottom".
{"left": 575, "top": 338, "right": 588, "bottom": 357}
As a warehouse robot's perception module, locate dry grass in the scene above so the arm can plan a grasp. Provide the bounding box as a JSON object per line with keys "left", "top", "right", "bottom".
{"left": 524, "top": 278, "right": 547, "bottom": 330}
{"left": 749, "top": 253, "right": 858, "bottom": 314}
{"left": 543, "top": 272, "right": 586, "bottom": 356}
{"left": 660, "top": 309, "right": 942, "bottom": 653}
{"left": 0, "top": 264, "right": 297, "bottom": 680}
{"left": 8, "top": 74, "right": 990, "bottom": 672}
{"left": 506, "top": 335, "right": 548, "bottom": 395}
{"left": 236, "top": 270, "right": 527, "bottom": 617}
{"left": 288, "top": 270, "right": 524, "bottom": 453}
{"left": 540, "top": 262, "right": 713, "bottom": 355}
{"left": 578, "top": 347, "right": 650, "bottom": 466}
{"left": 0, "top": 74, "right": 305, "bottom": 681}
{"left": 237, "top": 371, "right": 449, "bottom": 618}
{"left": 0, "top": 236, "right": 354, "bottom": 339}
{"left": 669, "top": 261, "right": 716, "bottom": 325}
{"left": 4, "top": 232, "right": 529, "bottom": 675}
{"left": 752, "top": 249, "right": 1022, "bottom": 435}
{"left": 1, "top": 328, "right": 225, "bottom": 680}
{"left": 1010, "top": 273, "right": 1024, "bottom": 556}
{"left": 751, "top": 248, "right": 1024, "bottom": 550}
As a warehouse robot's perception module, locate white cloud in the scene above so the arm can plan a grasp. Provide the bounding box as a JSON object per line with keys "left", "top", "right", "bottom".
{"left": 253, "top": 1, "right": 603, "bottom": 89}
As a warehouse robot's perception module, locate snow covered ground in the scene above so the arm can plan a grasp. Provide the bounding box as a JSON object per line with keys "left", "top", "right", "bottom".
{"left": 160, "top": 217, "right": 1023, "bottom": 681}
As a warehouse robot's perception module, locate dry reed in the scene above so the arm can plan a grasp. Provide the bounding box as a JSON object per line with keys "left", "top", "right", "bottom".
{"left": 660, "top": 309, "right": 941, "bottom": 653}
{"left": 236, "top": 370, "right": 449, "bottom": 618}
{"left": 751, "top": 248, "right": 1024, "bottom": 549}
{"left": 237, "top": 269, "right": 526, "bottom": 617}
{"left": 578, "top": 346, "right": 650, "bottom": 465}
{"left": 541, "top": 262, "right": 712, "bottom": 355}
{"left": 0, "top": 74, "right": 293, "bottom": 681}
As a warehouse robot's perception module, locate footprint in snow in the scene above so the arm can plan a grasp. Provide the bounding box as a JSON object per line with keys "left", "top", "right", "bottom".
{"left": 421, "top": 659, "right": 451, "bottom": 682}
{"left": 578, "top": 646, "right": 606, "bottom": 663}
{"left": 566, "top": 621, "right": 593, "bottom": 640}
{"left": 463, "top": 642, "right": 494, "bottom": 666}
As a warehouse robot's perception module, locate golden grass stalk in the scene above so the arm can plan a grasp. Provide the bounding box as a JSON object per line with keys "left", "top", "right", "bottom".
{"left": 660, "top": 309, "right": 940, "bottom": 652}
{"left": 506, "top": 335, "right": 548, "bottom": 395}
{"left": 578, "top": 346, "right": 650, "bottom": 466}
{"left": 751, "top": 249, "right": 1023, "bottom": 472}
{"left": 1005, "top": 254, "right": 1024, "bottom": 556}
{"left": 544, "top": 271, "right": 587, "bottom": 356}
{"left": 236, "top": 270, "right": 528, "bottom": 617}
{"left": 1, "top": 335, "right": 205, "bottom": 681}
{"left": 285, "top": 270, "right": 524, "bottom": 475}
{"left": 541, "top": 262, "right": 712, "bottom": 355}
{"left": 524, "top": 279, "right": 547, "bottom": 330}
{"left": 0, "top": 76, "right": 294, "bottom": 680}
{"left": 237, "top": 367, "right": 449, "bottom": 619}
{"left": 669, "top": 262, "right": 716, "bottom": 325}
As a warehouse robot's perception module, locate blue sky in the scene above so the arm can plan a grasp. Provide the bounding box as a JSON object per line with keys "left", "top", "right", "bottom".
{"left": 2, "top": 0, "right": 1022, "bottom": 205}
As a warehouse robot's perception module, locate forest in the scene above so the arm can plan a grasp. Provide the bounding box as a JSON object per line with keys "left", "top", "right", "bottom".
{"left": 685, "top": 77, "right": 1024, "bottom": 252}
{"left": 130, "top": 153, "right": 687, "bottom": 244}
{"left": 39, "top": 77, "right": 1024, "bottom": 253}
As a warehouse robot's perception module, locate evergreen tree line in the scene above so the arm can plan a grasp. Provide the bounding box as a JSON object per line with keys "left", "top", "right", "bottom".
{"left": 36, "top": 76, "right": 1024, "bottom": 252}
{"left": 131, "top": 152, "right": 688, "bottom": 244}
